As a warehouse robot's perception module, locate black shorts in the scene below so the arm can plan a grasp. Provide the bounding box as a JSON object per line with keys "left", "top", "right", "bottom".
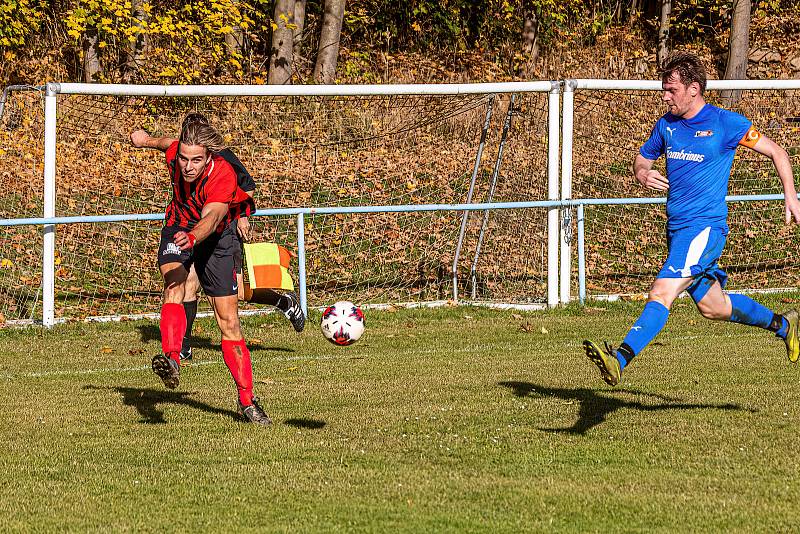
{"left": 232, "top": 231, "right": 242, "bottom": 274}
{"left": 158, "top": 223, "right": 240, "bottom": 297}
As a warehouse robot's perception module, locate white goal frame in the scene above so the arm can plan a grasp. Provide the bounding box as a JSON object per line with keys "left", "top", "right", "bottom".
{"left": 24, "top": 81, "right": 560, "bottom": 326}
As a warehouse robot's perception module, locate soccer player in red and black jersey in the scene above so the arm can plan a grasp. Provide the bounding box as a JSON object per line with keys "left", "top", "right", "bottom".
{"left": 130, "top": 121, "right": 271, "bottom": 425}
{"left": 133, "top": 113, "right": 305, "bottom": 364}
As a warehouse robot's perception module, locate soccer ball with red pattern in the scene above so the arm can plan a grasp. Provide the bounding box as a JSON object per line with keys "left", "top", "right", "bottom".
{"left": 320, "top": 301, "right": 365, "bottom": 346}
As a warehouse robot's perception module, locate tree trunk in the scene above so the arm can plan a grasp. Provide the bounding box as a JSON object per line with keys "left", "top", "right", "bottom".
{"left": 721, "top": 0, "right": 752, "bottom": 104}
{"left": 124, "top": 0, "right": 148, "bottom": 83}
{"left": 82, "top": 26, "right": 101, "bottom": 82}
{"left": 225, "top": 0, "right": 247, "bottom": 58}
{"left": 313, "top": 0, "right": 346, "bottom": 84}
{"left": 460, "top": 3, "right": 481, "bottom": 49}
{"left": 224, "top": 27, "right": 246, "bottom": 57}
{"left": 520, "top": 8, "right": 539, "bottom": 77}
{"left": 268, "top": 0, "right": 295, "bottom": 84}
{"left": 48, "top": 1, "right": 72, "bottom": 21}
{"left": 293, "top": 0, "right": 307, "bottom": 61}
{"left": 657, "top": 0, "right": 672, "bottom": 68}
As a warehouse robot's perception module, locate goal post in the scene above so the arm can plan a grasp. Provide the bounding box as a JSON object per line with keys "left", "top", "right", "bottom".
{"left": 0, "top": 81, "right": 561, "bottom": 325}
{"left": 43, "top": 84, "right": 57, "bottom": 327}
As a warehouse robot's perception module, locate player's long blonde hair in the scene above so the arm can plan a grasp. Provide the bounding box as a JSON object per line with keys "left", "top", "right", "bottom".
{"left": 179, "top": 120, "right": 226, "bottom": 154}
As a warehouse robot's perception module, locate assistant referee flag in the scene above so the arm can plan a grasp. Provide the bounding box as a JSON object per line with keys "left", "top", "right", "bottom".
{"left": 243, "top": 243, "right": 295, "bottom": 290}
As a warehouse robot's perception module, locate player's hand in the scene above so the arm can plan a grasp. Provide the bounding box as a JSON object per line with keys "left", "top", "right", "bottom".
{"left": 785, "top": 196, "right": 800, "bottom": 225}
{"left": 636, "top": 169, "right": 669, "bottom": 191}
{"left": 174, "top": 231, "right": 197, "bottom": 251}
{"left": 130, "top": 129, "right": 150, "bottom": 148}
{"left": 237, "top": 217, "right": 251, "bottom": 242}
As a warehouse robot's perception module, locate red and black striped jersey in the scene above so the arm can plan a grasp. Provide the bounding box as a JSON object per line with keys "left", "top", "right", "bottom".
{"left": 164, "top": 141, "right": 255, "bottom": 233}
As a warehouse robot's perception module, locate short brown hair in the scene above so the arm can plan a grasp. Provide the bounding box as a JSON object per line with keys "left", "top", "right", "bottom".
{"left": 179, "top": 121, "right": 226, "bottom": 154}
{"left": 660, "top": 52, "right": 707, "bottom": 94}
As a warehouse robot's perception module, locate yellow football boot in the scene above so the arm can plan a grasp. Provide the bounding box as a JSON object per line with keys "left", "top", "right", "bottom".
{"left": 783, "top": 309, "right": 800, "bottom": 363}
{"left": 583, "top": 340, "right": 622, "bottom": 386}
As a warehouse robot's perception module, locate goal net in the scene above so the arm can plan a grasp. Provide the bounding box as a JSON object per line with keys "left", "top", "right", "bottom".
{"left": 0, "top": 88, "right": 46, "bottom": 322}
{"left": 570, "top": 85, "right": 800, "bottom": 299}
{"left": 0, "top": 84, "right": 553, "bottom": 323}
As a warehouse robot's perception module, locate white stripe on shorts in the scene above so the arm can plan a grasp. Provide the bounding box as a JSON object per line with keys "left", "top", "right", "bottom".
{"left": 676, "top": 226, "right": 711, "bottom": 277}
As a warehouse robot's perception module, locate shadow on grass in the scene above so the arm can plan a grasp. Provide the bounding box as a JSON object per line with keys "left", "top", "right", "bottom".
{"left": 284, "top": 418, "right": 326, "bottom": 429}
{"left": 83, "top": 385, "right": 242, "bottom": 425}
{"left": 499, "top": 381, "right": 755, "bottom": 435}
{"left": 134, "top": 324, "right": 295, "bottom": 353}
{"left": 135, "top": 324, "right": 162, "bottom": 344}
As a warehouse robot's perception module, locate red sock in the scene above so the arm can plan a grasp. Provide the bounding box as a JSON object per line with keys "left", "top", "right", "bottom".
{"left": 160, "top": 302, "right": 186, "bottom": 364}
{"left": 221, "top": 338, "right": 254, "bottom": 406}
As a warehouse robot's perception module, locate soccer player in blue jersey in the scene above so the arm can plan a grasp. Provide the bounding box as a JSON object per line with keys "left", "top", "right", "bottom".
{"left": 583, "top": 51, "right": 800, "bottom": 386}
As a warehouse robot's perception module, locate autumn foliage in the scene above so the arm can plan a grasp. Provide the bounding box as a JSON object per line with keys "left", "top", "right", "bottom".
{"left": 1, "top": 1, "right": 798, "bottom": 86}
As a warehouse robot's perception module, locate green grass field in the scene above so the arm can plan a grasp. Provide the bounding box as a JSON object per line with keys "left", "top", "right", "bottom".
{"left": 2, "top": 297, "right": 800, "bottom": 532}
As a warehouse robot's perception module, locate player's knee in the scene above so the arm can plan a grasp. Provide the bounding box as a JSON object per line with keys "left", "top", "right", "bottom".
{"left": 647, "top": 289, "right": 673, "bottom": 309}
{"left": 696, "top": 304, "right": 716, "bottom": 320}
{"left": 162, "top": 284, "right": 184, "bottom": 304}
{"left": 184, "top": 280, "right": 200, "bottom": 300}
{"left": 216, "top": 314, "right": 241, "bottom": 338}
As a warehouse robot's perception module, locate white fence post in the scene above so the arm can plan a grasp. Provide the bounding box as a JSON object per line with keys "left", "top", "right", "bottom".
{"left": 42, "top": 83, "right": 58, "bottom": 327}
{"left": 547, "top": 82, "right": 561, "bottom": 308}
{"left": 559, "top": 80, "right": 575, "bottom": 306}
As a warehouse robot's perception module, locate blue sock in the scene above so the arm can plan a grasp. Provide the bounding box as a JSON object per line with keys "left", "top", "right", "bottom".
{"left": 617, "top": 301, "right": 670, "bottom": 370}
{"left": 777, "top": 318, "right": 789, "bottom": 339}
{"left": 728, "top": 293, "right": 787, "bottom": 338}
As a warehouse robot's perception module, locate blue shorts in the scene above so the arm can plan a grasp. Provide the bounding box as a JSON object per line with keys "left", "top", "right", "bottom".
{"left": 656, "top": 225, "right": 729, "bottom": 301}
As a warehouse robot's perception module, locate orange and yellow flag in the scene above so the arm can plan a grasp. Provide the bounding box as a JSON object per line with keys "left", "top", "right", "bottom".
{"left": 243, "top": 242, "right": 294, "bottom": 290}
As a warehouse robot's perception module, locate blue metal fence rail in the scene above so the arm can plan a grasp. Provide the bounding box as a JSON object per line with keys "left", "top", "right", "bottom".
{"left": 2, "top": 193, "right": 791, "bottom": 319}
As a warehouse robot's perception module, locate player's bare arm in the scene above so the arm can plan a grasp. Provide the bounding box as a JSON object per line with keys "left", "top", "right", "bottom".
{"left": 633, "top": 154, "right": 669, "bottom": 191}
{"left": 129, "top": 129, "right": 177, "bottom": 152}
{"left": 740, "top": 127, "right": 800, "bottom": 224}
{"left": 174, "top": 202, "right": 228, "bottom": 250}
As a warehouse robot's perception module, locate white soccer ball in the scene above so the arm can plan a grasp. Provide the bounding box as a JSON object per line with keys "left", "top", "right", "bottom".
{"left": 320, "top": 301, "right": 365, "bottom": 346}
